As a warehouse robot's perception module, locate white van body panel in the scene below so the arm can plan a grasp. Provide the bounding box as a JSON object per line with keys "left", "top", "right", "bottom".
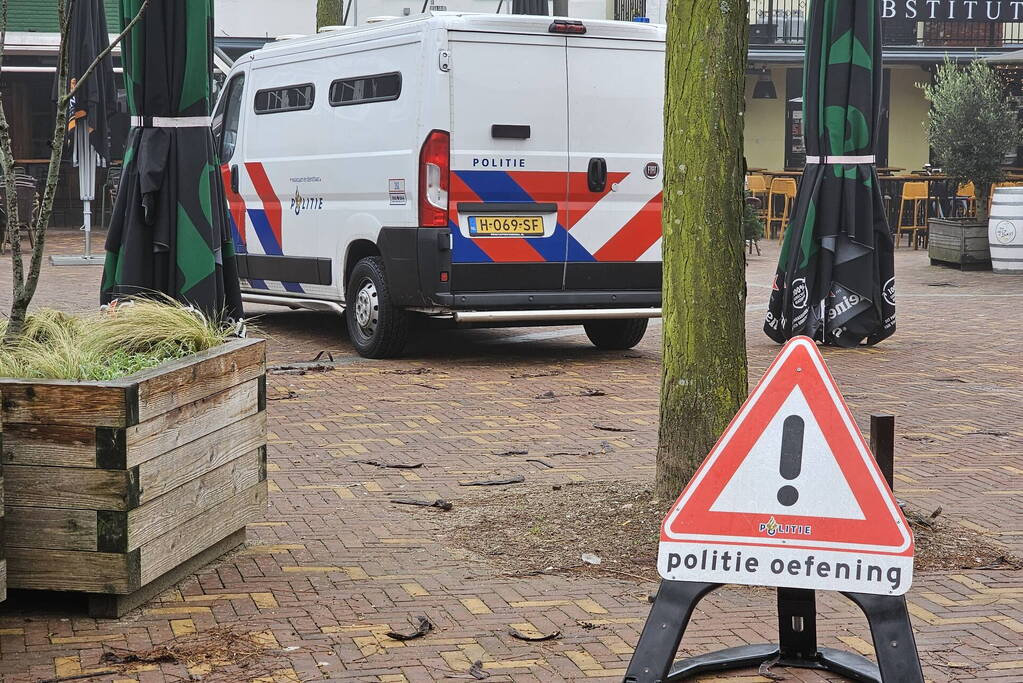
{"left": 213, "top": 12, "right": 665, "bottom": 312}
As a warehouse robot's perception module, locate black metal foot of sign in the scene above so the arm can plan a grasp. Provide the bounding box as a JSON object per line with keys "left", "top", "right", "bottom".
{"left": 622, "top": 582, "right": 923, "bottom": 683}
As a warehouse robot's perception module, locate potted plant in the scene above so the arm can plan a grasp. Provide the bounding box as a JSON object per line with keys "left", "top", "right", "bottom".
{"left": 0, "top": 1, "right": 263, "bottom": 615}
{"left": 0, "top": 302, "right": 267, "bottom": 617}
{"left": 743, "top": 191, "right": 765, "bottom": 255}
{"left": 923, "top": 58, "right": 1023, "bottom": 270}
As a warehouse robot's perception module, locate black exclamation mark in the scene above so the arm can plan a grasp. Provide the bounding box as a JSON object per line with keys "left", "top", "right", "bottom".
{"left": 777, "top": 415, "right": 804, "bottom": 506}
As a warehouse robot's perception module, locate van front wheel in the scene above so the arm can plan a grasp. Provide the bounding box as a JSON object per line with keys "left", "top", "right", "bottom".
{"left": 346, "top": 256, "right": 410, "bottom": 359}
{"left": 583, "top": 318, "right": 648, "bottom": 350}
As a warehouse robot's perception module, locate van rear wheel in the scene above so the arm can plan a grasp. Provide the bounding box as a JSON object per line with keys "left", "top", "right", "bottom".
{"left": 583, "top": 318, "right": 648, "bottom": 350}
{"left": 346, "top": 256, "right": 410, "bottom": 359}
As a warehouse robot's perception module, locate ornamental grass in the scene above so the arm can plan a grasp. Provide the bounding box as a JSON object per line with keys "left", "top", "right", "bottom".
{"left": 0, "top": 299, "right": 237, "bottom": 381}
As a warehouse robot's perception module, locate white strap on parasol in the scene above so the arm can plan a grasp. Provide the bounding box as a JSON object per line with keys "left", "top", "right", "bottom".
{"left": 130, "top": 115, "right": 212, "bottom": 128}
{"left": 804, "top": 155, "right": 876, "bottom": 164}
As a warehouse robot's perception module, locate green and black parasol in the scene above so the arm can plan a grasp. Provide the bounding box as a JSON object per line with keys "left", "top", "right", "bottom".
{"left": 101, "top": 0, "right": 242, "bottom": 322}
{"left": 764, "top": 0, "right": 895, "bottom": 347}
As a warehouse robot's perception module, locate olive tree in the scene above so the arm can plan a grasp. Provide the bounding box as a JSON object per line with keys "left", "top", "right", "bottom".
{"left": 923, "top": 59, "right": 1023, "bottom": 221}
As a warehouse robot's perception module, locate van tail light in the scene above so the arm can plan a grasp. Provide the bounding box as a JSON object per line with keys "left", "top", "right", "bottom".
{"left": 549, "top": 20, "right": 586, "bottom": 34}
{"left": 419, "top": 129, "right": 450, "bottom": 227}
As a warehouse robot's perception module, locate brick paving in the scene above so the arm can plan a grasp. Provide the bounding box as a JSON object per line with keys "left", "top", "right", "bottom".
{"left": 0, "top": 230, "right": 1021, "bottom": 682}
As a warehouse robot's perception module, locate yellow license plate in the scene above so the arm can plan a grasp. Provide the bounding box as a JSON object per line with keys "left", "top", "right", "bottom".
{"left": 468, "top": 215, "right": 544, "bottom": 235}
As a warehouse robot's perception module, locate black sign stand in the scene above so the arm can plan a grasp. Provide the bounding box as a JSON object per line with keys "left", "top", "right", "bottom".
{"left": 623, "top": 415, "right": 923, "bottom": 683}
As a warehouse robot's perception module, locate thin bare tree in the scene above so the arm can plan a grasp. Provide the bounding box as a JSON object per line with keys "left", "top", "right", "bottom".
{"left": 0, "top": 0, "right": 148, "bottom": 343}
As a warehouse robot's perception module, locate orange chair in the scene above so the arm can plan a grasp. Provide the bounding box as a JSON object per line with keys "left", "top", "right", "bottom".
{"left": 746, "top": 174, "right": 769, "bottom": 222}
{"left": 987, "top": 181, "right": 1023, "bottom": 215}
{"left": 954, "top": 181, "right": 976, "bottom": 218}
{"left": 767, "top": 177, "right": 797, "bottom": 239}
{"left": 897, "top": 181, "right": 929, "bottom": 249}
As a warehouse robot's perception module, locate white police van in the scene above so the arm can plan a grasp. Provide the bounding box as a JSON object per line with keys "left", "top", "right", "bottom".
{"left": 212, "top": 12, "right": 665, "bottom": 358}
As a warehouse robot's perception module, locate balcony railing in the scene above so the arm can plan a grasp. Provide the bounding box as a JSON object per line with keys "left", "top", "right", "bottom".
{"left": 749, "top": 0, "right": 1023, "bottom": 47}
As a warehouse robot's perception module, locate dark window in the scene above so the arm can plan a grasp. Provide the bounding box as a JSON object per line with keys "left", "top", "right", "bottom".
{"left": 329, "top": 72, "right": 401, "bottom": 106}
{"left": 213, "top": 74, "right": 245, "bottom": 162}
{"left": 254, "top": 83, "right": 315, "bottom": 114}
{"left": 613, "top": 0, "right": 646, "bottom": 21}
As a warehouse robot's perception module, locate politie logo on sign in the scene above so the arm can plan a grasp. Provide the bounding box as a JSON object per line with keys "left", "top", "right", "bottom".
{"left": 658, "top": 336, "right": 914, "bottom": 595}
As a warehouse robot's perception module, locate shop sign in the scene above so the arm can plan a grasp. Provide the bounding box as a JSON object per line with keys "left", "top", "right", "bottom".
{"left": 882, "top": 0, "right": 1023, "bottom": 22}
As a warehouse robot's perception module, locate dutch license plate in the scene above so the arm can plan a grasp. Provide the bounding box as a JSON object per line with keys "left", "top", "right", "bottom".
{"left": 468, "top": 215, "right": 544, "bottom": 235}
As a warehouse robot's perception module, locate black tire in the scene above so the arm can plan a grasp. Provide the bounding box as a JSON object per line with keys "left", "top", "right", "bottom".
{"left": 583, "top": 318, "right": 648, "bottom": 350}
{"left": 345, "top": 256, "right": 410, "bottom": 359}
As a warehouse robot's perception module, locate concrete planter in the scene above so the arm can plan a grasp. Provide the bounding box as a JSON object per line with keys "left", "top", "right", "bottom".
{"left": 928, "top": 218, "right": 992, "bottom": 271}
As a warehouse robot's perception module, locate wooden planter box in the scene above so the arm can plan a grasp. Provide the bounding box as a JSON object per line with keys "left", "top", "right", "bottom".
{"left": 928, "top": 218, "right": 992, "bottom": 270}
{"left": 0, "top": 338, "right": 267, "bottom": 617}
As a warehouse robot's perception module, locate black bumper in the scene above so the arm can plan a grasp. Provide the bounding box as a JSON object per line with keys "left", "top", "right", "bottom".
{"left": 378, "top": 227, "right": 662, "bottom": 310}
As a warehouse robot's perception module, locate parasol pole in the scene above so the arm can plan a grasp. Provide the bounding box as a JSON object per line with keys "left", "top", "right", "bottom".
{"left": 52, "top": 120, "right": 104, "bottom": 265}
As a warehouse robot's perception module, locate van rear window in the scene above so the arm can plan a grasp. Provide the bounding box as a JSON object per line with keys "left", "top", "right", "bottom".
{"left": 329, "top": 72, "right": 401, "bottom": 106}
{"left": 254, "top": 84, "right": 315, "bottom": 114}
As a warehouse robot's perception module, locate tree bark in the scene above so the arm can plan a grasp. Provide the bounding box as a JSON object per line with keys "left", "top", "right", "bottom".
{"left": 655, "top": 0, "right": 750, "bottom": 501}
{"left": 316, "top": 0, "right": 343, "bottom": 28}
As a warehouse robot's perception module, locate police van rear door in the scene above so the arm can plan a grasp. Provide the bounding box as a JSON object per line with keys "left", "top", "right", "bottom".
{"left": 563, "top": 30, "right": 664, "bottom": 291}
{"left": 448, "top": 28, "right": 570, "bottom": 292}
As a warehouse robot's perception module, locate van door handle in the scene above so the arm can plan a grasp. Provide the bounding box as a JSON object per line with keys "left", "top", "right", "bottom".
{"left": 230, "top": 165, "right": 239, "bottom": 193}
{"left": 587, "top": 157, "right": 607, "bottom": 192}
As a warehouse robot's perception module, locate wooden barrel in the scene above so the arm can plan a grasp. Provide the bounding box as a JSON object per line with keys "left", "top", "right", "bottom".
{"left": 988, "top": 186, "right": 1023, "bottom": 274}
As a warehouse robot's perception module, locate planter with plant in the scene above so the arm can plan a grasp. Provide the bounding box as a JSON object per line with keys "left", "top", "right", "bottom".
{"left": 923, "top": 58, "right": 1023, "bottom": 270}
{"left": 0, "top": 1, "right": 263, "bottom": 615}
{"left": 0, "top": 301, "right": 266, "bottom": 617}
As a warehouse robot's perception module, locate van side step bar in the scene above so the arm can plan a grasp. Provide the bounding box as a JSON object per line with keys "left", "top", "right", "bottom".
{"left": 242, "top": 292, "right": 346, "bottom": 315}
{"left": 452, "top": 308, "right": 661, "bottom": 323}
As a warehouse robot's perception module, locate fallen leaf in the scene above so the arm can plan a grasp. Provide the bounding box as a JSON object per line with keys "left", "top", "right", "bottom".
{"left": 459, "top": 475, "right": 526, "bottom": 487}
{"left": 352, "top": 459, "right": 424, "bottom": 469}
{"left": 592, "top": 423, "right": 635, "bottom": 432}
{"left": 390, "top": 498, "right": 453, "bottom": 511}
{"left": 508, "top": 628, "right": 561, "bottom": 642}
{"left": 468, "top": 660, "right": 490, "bottom": 679}
{"left": 385, "top": 616, "right": 432, "bottom": 641}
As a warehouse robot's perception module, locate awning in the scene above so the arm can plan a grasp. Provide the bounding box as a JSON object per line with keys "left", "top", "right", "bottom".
{"left": 750, "top": 45, "right": 1020, "bottom": 65}
{"left": 986, "top": 47, "right": 1023, "bottom": 62}
{"left": 1, "top": 65, "right": 124, "bottom": 73}
{"left": 0, "top": 30, "right": 265, "bottom": 74}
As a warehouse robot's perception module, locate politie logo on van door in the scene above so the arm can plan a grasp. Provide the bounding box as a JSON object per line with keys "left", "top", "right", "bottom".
{"left": 291, "top": 188, "right": 324, "bottom": 216}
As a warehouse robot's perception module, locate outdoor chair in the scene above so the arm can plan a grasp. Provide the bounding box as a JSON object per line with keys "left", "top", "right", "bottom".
{"left": 100, "top": 165, "right": 122, "bottom": 227}
{"left": 766, "top": 177, "right": 797, "bottom": 239}
{"left": 746, "top": 174, "right": 769, "bottom": 222}
{"left": 0, "top": 174, "right": 37, "bottom": 255}
{"left": 954, "top": 182, "right": 976, "bottom": 218}
{"left": 987, "top": 181, "right": 1023, "bottom": 216}
{"left": 897, "top": 181, "right": 929, "bottom": 249}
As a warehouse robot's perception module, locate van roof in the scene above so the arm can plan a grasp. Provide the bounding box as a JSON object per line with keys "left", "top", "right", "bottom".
{"left": 250, "top": 12, "right": 664, "bottom": 59}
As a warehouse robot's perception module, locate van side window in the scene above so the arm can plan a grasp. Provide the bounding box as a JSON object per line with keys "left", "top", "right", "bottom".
{"left": 254, "top": 83, "right": 315, "bottom": 114}
{"left": 214, "top": 74, "right": 245, "bottom": 162}
{"left": 329, "top": 73, "right": 401, "bottom": 106}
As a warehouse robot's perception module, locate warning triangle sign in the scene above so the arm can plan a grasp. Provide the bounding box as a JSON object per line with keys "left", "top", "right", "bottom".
{"left": 658, "top": 337, "right": 914, "bottom": 595}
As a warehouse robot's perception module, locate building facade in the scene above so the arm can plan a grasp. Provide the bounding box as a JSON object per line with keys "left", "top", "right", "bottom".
{"left": 743, "top": 0, "right": 1023, "bottom": 170}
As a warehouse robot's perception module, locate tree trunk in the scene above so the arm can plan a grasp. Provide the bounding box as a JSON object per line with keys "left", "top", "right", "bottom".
{"left": 976, "top": 182, "right": 990, "bottom": 223}
{"left": 654, "top": 0, "right": 749, "bottom": 501}
{"left": 316, "top": 0, "right": 343, "bottom": 28}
